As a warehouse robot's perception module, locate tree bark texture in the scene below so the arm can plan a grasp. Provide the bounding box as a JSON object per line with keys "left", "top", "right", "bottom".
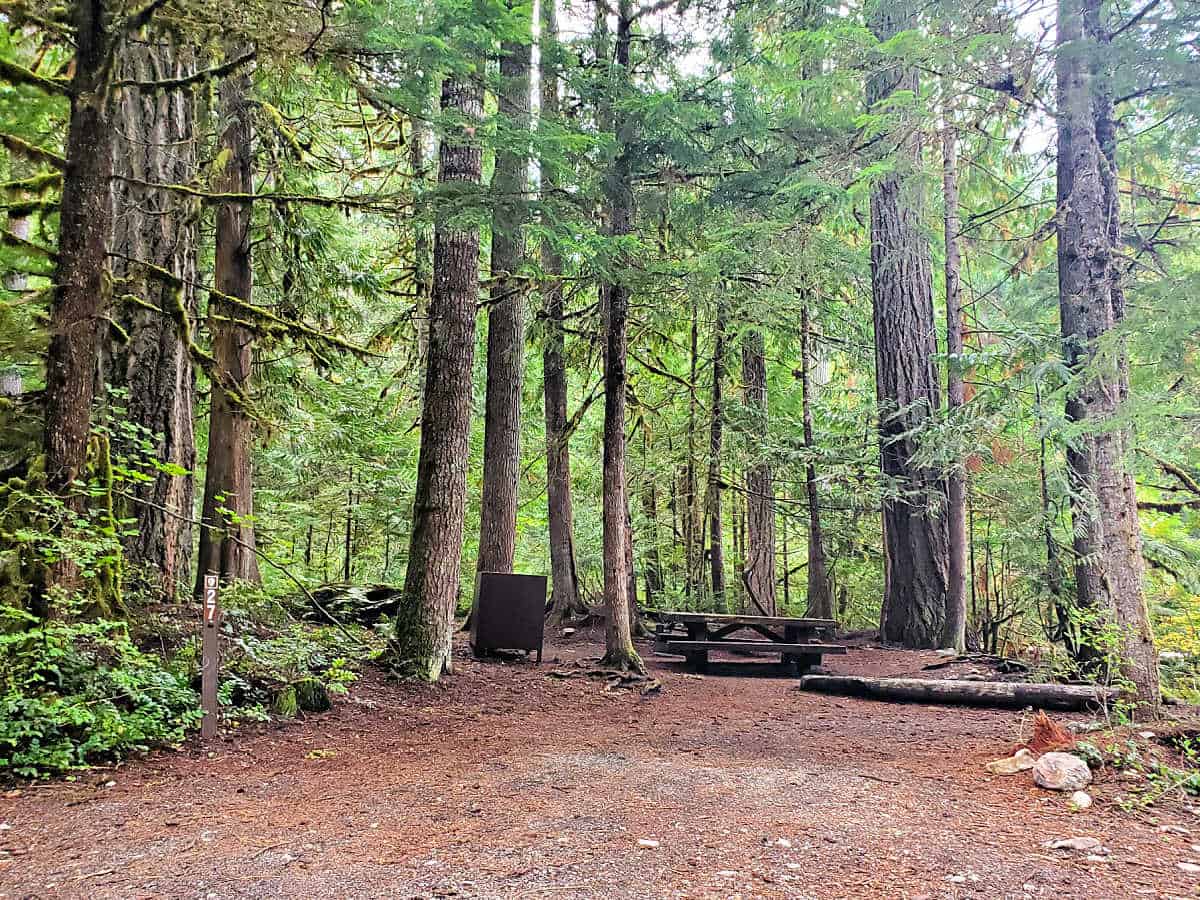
{"left": 867, "top": 0, "right": 949, "bottom": 648}
{"left": 41, "top": 0, "right": 115, "bottom": 594}
{"left": 800, "top": 301, "right": 832, "bottom": 619}
{"left": 706, "top": 301, "right": 727, "bottom": 609}
{"left": 941, "top": 116, "right": 968, "bottom": 651}
{"left": 477, "top": 10, "right": 532, "bottom": 576}
{"left": 741, "top": 329, "right": 776, "bottom": 616}
{"left": 391, "top": 75, "right": 483, "bottom": 681}
{"left": 108, "top": 36, "right": 198, "bottom": 599}
{"left": 540, "top": 0, "right": 584, "bottom": 624}
{"left": 1055, "top": 0, "right": 1158, "bottom": 711}
{"left": 598, "top": 0, "right": 642, "bottom": 672}
{"left": 196, "top": 63, "right": 261, "bottom": 591}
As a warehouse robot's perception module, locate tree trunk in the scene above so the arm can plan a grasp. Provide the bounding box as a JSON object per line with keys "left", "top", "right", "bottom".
{"left": 40, "top": 0, "right": 115, "bottom": 595}
{"left": 706, "top": 300, "right": 727, "bottom": 609}
{"left": 410, "top": 115, "right": 434, "bottom": 397}
{"left": 741, "top": 329, "right": 776, "bottom": 616}
{"left": 196, "top": 62, "right": 260, "bottom": 591}
{"left": 940, "top": 109, "right": 968, "bottom": 651}
{"left": 107, "top": 37, "right": 198, "bottom": 600}
{"left": 641, "top": 476, "right": 664, "bottom": 605}
{"left": 1055, "top": 0, "right": 1159, "bottom": 711}
{"left": 867, "top": 0, "right": 949, "bottom": 648}
{"left": 598, "top": 0, "right": 643, "bottom": 672}
{"left": 477, "top": 8, "right": 532, "bottom": 576}
{"left": 800, "top": 301, "right": 833, "bottom": 619}
{"left": 540, "top": 0, "right": 585, "bottom": 625}
{"left": 684, "top": 305, "right": 701, "bottom": 603}
{"left": 389, "top": 75, "right": 483, "bottom": 681}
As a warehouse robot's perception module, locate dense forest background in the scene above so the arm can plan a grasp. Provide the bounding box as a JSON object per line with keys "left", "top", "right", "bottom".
{"left": 2, "top": 0, "right": 1199, "bottom": 774}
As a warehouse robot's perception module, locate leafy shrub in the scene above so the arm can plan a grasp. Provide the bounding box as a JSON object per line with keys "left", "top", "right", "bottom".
{"left": 0, "top": 604, "right": 201, "bottom": 778}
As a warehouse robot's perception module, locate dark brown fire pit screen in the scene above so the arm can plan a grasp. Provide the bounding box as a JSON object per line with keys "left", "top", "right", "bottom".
{"left": 470, "top": 572, "right": 547, "bottom": 661}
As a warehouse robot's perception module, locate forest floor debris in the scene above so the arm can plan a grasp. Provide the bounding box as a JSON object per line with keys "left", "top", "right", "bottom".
{"left": 3, "top": 641, "right": 1200, "bottom": 898}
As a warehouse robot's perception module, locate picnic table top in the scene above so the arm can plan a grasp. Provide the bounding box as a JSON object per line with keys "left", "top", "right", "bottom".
{"left": 654, "top": 611, "right": 837, "bottom": 629}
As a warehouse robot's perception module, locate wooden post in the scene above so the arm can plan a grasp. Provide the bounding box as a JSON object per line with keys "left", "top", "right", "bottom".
{"left": 201, "top": 572, "right": 221, "bottom": 739}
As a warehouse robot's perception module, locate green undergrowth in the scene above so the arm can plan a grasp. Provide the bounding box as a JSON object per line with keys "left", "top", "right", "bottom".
{"left": 1, "top": 582, "right": 380, "bottom": 780}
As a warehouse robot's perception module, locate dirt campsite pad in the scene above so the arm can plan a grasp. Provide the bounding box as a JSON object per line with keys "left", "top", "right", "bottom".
{"left": 3, "top": 640, "right": 1200, "bottom": 899}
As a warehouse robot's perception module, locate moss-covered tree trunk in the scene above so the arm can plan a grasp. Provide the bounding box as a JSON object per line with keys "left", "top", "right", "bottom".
{"left": 196, "top": 61, "right": 261, "bottom": 592}
{"left": 40, "top": 0, "right": 115, "bottom": 596}
{"left": 107, "top": 38, "right": 198, "bottom": 600}
{"left": 389, "top": 74, "right": 483, "bottom": 681}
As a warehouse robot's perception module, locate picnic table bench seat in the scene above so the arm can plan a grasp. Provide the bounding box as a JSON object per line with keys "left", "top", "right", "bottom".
{"left": 651, "top": 610, "right": 847, "bottom": 673}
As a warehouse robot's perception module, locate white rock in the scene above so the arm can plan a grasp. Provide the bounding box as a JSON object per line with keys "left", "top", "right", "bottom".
{"left": 935, "top": 649, "right": 958, "bottom": 658}
{"left": 1159, "top": 824, "right": 1191, "bottom": 835}
{"left": 716, "top": 870, "right": 738, "bottom": 877}
{"left": 562, "top": 627, "right": 576, "bottom": 637}
{"left": 945, "top": 875, "right": 967, "bottom": 884}
{"left": 1045, "top": 837, "right": 1103, "bottom": 852}
{"left": 637, "top": 839, "right": 659, "bottom": 849}
{"left": 1033, "top": 752, "right": 1093, "bottom": 791}
{"left": 1177, "top": 862, "right": 1200, "bottom": 874}
{"left": 986, "top": 748, "right": 1037, "bottom": 775}
{"left": 1070, "top": 791, "right": 1093, "bottom": 810}
{"left": 1138, "top": 731, "right": 1156, "bottom": 740}
{"left": 775, "top": 838, "right": 793, "bottom": 848}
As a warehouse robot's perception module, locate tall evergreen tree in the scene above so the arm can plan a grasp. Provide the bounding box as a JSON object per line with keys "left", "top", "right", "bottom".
{"left": 477, "top": 1, "right": 532, "bottom": 577}
{"left": 867, "top": 0, "right": 949, "bottom": 647}
{"left": 389, "top": 72, "right": 484, "bottom": 680}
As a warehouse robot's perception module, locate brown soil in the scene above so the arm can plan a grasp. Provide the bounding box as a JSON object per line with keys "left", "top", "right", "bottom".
{"left": 2, "top": 638, "right": 1199, "bottom": 899}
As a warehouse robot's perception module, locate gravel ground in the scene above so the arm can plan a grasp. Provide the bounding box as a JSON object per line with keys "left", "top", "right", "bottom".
{"left": 2, "top": 637, "right": 1200, "bottom": 899}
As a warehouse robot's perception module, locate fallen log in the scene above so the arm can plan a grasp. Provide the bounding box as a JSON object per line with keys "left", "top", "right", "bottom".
{"left": 797, "top": 674, "right": 1114, "bottom": 712}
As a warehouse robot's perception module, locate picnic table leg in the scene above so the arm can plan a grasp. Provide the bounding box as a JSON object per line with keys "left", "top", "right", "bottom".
{"left": 686, "top": 647, "right": 709, "bottom": 672}
{"left": 794, "top": 653, "right": 821, "bottom": 674}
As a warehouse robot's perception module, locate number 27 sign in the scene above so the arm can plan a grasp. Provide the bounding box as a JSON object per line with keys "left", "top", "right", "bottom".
{"left": 203, "top": 573, "right": 219, "bottom": 626}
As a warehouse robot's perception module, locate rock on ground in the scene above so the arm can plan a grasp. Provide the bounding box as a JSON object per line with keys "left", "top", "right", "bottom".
{"left": 1033, "top": 751, "right": 1092, "bottom": 792}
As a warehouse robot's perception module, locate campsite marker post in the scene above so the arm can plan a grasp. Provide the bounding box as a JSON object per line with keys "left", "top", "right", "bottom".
{"left": 201, "top": 573, "right": 220, "bottom": 739}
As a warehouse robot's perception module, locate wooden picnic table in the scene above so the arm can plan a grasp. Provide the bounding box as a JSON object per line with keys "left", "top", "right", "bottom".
{"left": 651, "top": 610, "right": 846, "bottom": 673}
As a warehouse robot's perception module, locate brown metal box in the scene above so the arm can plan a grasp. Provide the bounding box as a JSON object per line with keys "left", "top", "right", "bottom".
{"left": 470, "top": 572, "right": 547, "bottom": 660}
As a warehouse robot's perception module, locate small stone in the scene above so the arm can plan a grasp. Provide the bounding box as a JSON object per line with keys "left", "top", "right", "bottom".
{"left": 945, "top": 874, "right": 967, "bottom": 884}
{"left": 1086, "top": 854, "right": 1110, "bottom": 862}
{"left": 1033, "top": 752, "right": 1093, "bottom": 791}
{"left": 716, "top": 870, "right": 738, "bottom": 877}
{"left": 1045, "top": 837, "right": 1103, "bottom": 852}
{"left": 935, "top": 648, "right": 958, "bottom": 657}
{"left": 1177, "top": 862, "right": 1200, "bottom": 874}
{"left": 986, "top": 748, "right": 1037, "bottom": 775}
{"left": 1159, "top": 824, "right": 1191, "bottom": 835}
{"left": 775, "top": 838, "right": 793, "bottom": 848}
{"left": 1070, "top": 791, "right": 1093, "bottom": 810}
{"left": 562, "top": 627, "right": 576, "bottom": 637}
{"left": 637, "top": 839, "right": 659, "bottom": 849}
{"left": 1138, "top": 731, "right": 1156, "bottom": 740}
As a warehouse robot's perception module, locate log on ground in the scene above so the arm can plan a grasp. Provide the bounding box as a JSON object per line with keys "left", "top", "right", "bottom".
{"left": 797, "top": 674, "right": 1114, "bottom": 711}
